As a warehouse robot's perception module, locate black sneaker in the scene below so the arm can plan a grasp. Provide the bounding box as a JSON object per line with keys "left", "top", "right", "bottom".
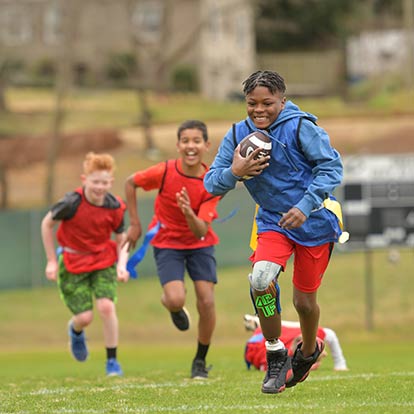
{"left": 191, "top": 358, "right": 211, "bottom": 379}
{"left": 286, "top": 337, "right": 325, "bottom": 388}
{"left": 261, "top": 348, "right": 293, "bottom": 394}
{"left": 170, "top": 307, "right": 190, "bottom": 331}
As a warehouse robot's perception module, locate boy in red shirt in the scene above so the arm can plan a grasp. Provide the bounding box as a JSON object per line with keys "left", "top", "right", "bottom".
{"left": 243, "top": 314, "right": 348, "bottom": 372}
{"left": 124, "top": 120, "right": 221, "bottom": 379}
{"left": 41, "top": 152, "right": 129, "bottom": 376}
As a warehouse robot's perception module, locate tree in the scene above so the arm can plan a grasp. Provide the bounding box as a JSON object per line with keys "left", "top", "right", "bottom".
{"left": 254, "top": 0, "right": 380, "bottom": 52}
{"left": 125, "top": 0, "right": 159, "bottom": 157}
{"left": 45, "top": 0, "right": 80, "bottom": 205}
{"left": 0, "top": 67, "right": 7, "bottom": 113}
{"left": 0, "top": 161, "right": 7, "bottom": 209}
{"left": 124, "top": 0, "right": 244, "bottom": 155}
{"left": 125, "top": 0, "right": 204, "bottom": 157}
{"left": 0, "top": 58, "right": 22, "bottom": 113}
{"left": 403, "top": 0, "right": 414, "bottom": 89}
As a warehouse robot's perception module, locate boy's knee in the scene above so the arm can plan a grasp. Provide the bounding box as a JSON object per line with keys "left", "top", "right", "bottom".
{"left": 96, "top": 298, "right": 115, "bottom": 317}
{"left": 162, "top": 295, "right": 185, "bottom": 311}
{"left": 197, "top": 296, "right": 215, "bottom": 312}
{"left": 293, "top": 298, "right": 317, "bottom": 316}
{"left": 74, "top": 311, "right": 93, "bottom": 327}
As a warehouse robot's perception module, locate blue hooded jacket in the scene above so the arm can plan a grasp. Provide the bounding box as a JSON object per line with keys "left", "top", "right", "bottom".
{"left": 204, "top": 101, "right": 343, "bottom": 246}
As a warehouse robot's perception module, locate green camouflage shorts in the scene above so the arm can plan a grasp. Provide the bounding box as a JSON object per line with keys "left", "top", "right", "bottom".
{"left": 58, "top": 256, "right": 118, "bottom": 315}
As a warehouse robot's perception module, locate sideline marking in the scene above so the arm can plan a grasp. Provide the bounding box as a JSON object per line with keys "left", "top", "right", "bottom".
{"left": 25, "top": 370, "right": 414, "bottom": 396}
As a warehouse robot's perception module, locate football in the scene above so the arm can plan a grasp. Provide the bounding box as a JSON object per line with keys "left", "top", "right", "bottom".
{"left": 239, "top": 131, "right": 272, "bottom": 159}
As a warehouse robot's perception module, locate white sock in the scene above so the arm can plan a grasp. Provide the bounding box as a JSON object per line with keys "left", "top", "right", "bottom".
{"left": 265, "top": 339, "right": 285, "bottom": 352}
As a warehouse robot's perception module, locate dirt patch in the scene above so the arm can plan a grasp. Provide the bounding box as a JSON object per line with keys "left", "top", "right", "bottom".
{"left": 120, "top": 115, "right": 414, "bottom": 157}
{"left": 0, "top": 129, "right": 121, "bottom": 168}
{"left": 2, "top": 115, "right": 414, "bottom": 208}
{"left": 319, "top": 115, "right": 414, "bottom": 155}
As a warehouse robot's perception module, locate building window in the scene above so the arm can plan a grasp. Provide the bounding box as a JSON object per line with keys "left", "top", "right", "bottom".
{"left": 0, "top": 5, "right": 32, "bottom": 46}
{"left": 209, "top": 6, "right": 222, "bottom": 43}
{"left": 235, "top": 10, "right": 249, "bottom": 49}
{"left": 43, "top": 2, "right": 61, "bottom": 45}
{"left": 131, "top": 0, "right": 163, "bottom": 43}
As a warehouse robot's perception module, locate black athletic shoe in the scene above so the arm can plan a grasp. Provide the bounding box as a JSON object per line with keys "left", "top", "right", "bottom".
{"left": 261, "top": 348, "right": 293, "bottom": 394}
{"left": 286, "top": 337, "right": 325, "bottom": 388}
{"left": 191, "top": 358, "right": 210, "bottom": 379}
{"left": 170, "top": 307, "right": 190, "bottom": 331}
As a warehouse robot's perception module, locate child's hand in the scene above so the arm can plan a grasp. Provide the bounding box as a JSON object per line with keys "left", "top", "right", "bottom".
{"left": 117, "top": 266, "right": 130, "bottom": 283}
{"left": 176, "top": 187, "right": 193, "bottom": 217}
{"left": 176, "top": 186, "right": 208, "bottom": 239}
{"left": 124, "top": 223, "right": 142, "bottom": 250}
{"left": 278, "top": 207, "right": 306, "bottom": 229}
{"left": 231, "top": 145, "right": 270, "bottom": 179}
{"left": 45, "top": 259, "right": 58, "bottom": 281}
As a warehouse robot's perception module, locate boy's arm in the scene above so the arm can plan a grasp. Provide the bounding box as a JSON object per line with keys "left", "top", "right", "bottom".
{"left": 295, "top": 120, "right": 343, "bottom": 217}
{"left": 204, "top": 135, "right": 268, "bottom": 195}
{"left": 323, "top": 328, "right": 349, "bottom": 371}
{"left": 204, "top": 130, "right": 241, "bottom": 196}
{"left": 280, "top": 121, "right": 343, "bottom": 230}
{"left": 40, "top": 211, "right": 59, "bottom": 281}
{"left": 123, "top": 163, "right": 166, "bottom": 250}
{"left": 124, "top": 175, "right": 142, "bottom": 250}
{"left": 115, "top": 232, "right": 130, "bottom": 282}
{"left": 176, "top": 187, "right": 209, "bottom": 239}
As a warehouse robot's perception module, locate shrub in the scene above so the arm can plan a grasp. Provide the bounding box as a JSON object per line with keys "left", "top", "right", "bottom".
{"left": 104, "top": 52, "right": 137, "bottom": 85}
{"left": 171, "top": 65, "right": 198, "bottom": 92}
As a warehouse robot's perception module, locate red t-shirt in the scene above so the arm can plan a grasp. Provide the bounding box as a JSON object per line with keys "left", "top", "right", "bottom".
{"left": 52, "top": 187, "right": 125, "bottom": 273}
{"left": 245, "top": 325, "right": 327, "bottom": 371}
{"left": 133, "top": 159, "right": 220, "bottom": 249}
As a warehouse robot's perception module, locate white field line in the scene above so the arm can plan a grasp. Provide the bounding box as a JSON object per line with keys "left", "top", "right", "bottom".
{"left": 1, "top": 372, "right": 413, "bottom": 414}
{"left": 22, "top": 370, "right": 414, "bottom": 397}
{"left": 26, "top": 380, "right": 209, "bottom": 396}
{"left": 312, "top": 371, "right": 414, "bottom": 381}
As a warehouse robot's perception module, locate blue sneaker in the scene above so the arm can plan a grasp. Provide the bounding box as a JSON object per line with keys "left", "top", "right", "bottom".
{"left": 68, "top": 321, "right": 88, "bottom": 362}
{"left": 106, "top": 358, "right": 123, "bottom": 376}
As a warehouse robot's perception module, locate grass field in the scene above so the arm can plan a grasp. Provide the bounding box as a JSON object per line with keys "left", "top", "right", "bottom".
{"left": 0, "top": 248, "right": 413, "bottom": 413}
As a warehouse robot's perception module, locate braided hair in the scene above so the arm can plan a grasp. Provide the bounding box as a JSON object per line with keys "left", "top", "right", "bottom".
{"left": 242, "top": 70, "right": 286, "bottom": 96}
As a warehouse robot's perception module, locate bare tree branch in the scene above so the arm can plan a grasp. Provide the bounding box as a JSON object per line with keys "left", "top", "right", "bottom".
{"left": 45, "top": 0, "right": 79, "bottom": 205}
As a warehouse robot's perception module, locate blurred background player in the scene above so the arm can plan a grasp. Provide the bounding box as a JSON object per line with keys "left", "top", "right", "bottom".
{"left": 124, "top": 120, "right": 221, "bottom": 379}
{"left": 41, "top": 152, "right": 129, "bottom": 376}
{"left": 204, "top": 70, "right": 343, "bottom": 394}
{"left": 243, "top": 314, "right": 348, "bottom": 372}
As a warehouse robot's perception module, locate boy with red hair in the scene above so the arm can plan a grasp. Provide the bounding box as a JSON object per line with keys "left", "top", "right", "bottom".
{"left": 41, "top": 152, "right": 129, "bottom": 376}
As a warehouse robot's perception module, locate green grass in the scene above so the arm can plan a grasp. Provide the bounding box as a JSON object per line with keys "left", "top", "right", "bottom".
{"left": 0, "top": 249, "right": 413, "bottom": 413}
{"left": 1, "top": 343, "right": 413, "bottom": 414}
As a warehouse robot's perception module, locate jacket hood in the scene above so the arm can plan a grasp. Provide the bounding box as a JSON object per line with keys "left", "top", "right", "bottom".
{"left": 275, "top": 100, "right": 318, "bottom": 126}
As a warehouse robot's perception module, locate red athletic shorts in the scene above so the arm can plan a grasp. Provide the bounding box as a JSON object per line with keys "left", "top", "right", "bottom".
{"left": 249, "top": 231, "right": 334, "bottom": 293}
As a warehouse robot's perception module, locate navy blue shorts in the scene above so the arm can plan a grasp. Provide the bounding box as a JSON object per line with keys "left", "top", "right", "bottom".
{"left": 153, "top": 246, "right": 217, "bottom": 286}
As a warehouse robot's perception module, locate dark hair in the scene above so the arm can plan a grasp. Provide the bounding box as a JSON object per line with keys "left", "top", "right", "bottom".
{"left": 177, "top": 120, "right": 208, "bottom": 142}
{"left": 242, "top": 70, "right": 286, "bottom": 96}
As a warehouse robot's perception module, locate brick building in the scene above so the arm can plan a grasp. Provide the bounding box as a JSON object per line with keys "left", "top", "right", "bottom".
{"left": 0, "top": 0, "right": 255, "bottom": 100}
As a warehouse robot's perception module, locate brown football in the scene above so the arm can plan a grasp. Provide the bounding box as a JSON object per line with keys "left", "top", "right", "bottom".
{"left": 239, "top": 131, "right": 272, "bottom": 159}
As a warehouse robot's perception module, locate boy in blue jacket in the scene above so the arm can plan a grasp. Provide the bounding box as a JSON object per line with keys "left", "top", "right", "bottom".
{"left": 204, "top": 70, "right": 343, "bottom": 394}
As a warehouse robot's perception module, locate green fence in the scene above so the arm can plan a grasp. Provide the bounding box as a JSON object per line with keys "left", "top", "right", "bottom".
{"left": 0, "top": 187, "right": 256, "bottom": 290}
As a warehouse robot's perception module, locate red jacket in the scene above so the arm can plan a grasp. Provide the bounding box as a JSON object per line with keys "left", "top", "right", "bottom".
{"left": 53, "top": 187, "right": 125, "bottom": 273}
{"left": 245, "top": 325, "right": 326, "bottom": 371}
{"left": 133, "top": 159, "right": 220, "bottom": 249}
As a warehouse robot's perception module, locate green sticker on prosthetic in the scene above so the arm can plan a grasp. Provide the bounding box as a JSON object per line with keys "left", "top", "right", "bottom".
{"left": 255, "top": 293, "right": 276, "bottom": 317}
